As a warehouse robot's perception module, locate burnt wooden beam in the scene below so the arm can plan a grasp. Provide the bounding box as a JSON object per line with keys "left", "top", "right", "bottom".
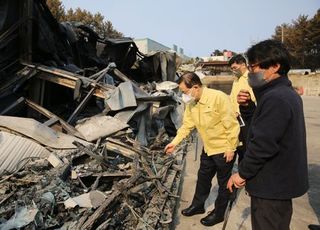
{"left": 22, "top": 64, "right": 115, "bottom": 98}
{"left": 112, "top": 68, "right": 133, "bottom": 83}
{"left": 77, "top": 171, "right": 132, "bottom": 179}
{"left": 162, "top": 157, "right": 186, "bottom": 229}
{"left": 81, "top": 172, "right": 141, "bottom": 230}
{"left": 137, "top": 145, "right": 187, "bottom": 229}
{"left": 136, "top": 169, "right": 178, "bottom": 229}
{"left": 105, "top": 141, "right": 137, "bottom": 160}
{"left": 0, "top": 191, "right": 14, "bottom": 206}
{"left": 107, "top": 138, "right": 145, "bottom": 155}
{"left": 0, "top": 97, "right": 25, "bottom": 115}
{"left": 67, "top": 87, "right": 95, "bottom": 124}
{"left": 74, "top": 79, "right": 82, "bottom": 100}
{"left": 88, "top": 64, "right": 115, "bottom": 80}
{"left": 36, "top": 71, "right": 107, "bottom": 98}
{"left": 0, "top": 67, "right": 38, "bottom": 100}
{"left": 67, "top": 64, "right": 115, "bottom": 124}
{"left": 20, "top": 0, "right": 33, "bottom": 62}
{"left": 90, "top": 172, "right": 132, "bottom": 177}
{"left": 25, "top": 99, "right": 84, "bottom": 138}
{"left": 72, "top": 141, "right": 106, "bottom": 165}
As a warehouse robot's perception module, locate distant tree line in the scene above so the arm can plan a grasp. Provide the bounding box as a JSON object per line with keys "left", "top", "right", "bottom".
{"left": 272, "top": 9, "right": 320, "bottom": 70}
{"left": 211, "top": 49, "right": 236, "bottom": 57}
{"left": 46, "top": 0, "right": 123, "bottom": 39}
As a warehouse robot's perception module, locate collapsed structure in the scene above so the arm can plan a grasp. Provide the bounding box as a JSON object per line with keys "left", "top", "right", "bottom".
{"left": 0, "top": 0, "right": 188, "bottom": 229}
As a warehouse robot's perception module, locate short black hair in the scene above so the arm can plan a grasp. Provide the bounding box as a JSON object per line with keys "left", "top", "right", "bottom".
{"left": 229, "top": 54, "right": 247, "bottom": 66}
{"left": 177, "top": 72, "right": 202, "bottom": 88}
{"left": 246, "top": 39, "right": 291, "bottom": 75}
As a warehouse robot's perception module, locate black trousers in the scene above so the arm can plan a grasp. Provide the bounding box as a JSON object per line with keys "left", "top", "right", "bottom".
{"left": 191, "top": 149, "right": 235, "bottom": 216}
{"left": 251, "top": 196, "right": 292, "bottom": 230}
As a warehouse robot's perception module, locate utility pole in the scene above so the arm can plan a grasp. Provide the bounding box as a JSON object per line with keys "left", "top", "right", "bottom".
{"left": 281, "top": 25, "right": 284, "bottom": 43}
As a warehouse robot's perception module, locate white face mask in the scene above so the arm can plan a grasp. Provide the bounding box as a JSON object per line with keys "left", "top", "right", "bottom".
{"left": 182, "top": 88, "right": 195, "bottom": 104}
{"left": 182, "top": 93, "right": 195, "bottom": 104}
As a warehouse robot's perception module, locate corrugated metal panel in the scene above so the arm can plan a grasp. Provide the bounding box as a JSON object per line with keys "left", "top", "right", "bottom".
{"left": 0, "top": 116, "right": 89, "bottom": 149}
{"left": 0, "top": 131, "right": 50, "bottom": 174}
{"left": 76, "top": 115, "right": 129, "bottom": 142}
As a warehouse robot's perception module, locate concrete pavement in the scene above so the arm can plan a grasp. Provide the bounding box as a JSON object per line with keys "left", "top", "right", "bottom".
{"left": 174, "top": 96, "right": 320, "bottom": 230}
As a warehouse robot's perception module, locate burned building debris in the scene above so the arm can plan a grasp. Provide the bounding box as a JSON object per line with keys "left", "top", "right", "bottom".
{"left": 0, "top": 0, "right": 187, "bottom": 229}
{"left": 0, "top": 132, "right": 188, "bottom": 229}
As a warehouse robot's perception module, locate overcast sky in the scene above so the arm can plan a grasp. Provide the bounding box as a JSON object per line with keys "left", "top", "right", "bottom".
{"left": 61, "top": 0, "right": 319, "bottom": 57}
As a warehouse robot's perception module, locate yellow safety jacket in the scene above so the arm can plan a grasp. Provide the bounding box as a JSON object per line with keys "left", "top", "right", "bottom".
{"left": 172, "top": 87, "right": 240, "bottom": 155}
{"left": 229, "top": 71, "right": 256, "bottom": 114}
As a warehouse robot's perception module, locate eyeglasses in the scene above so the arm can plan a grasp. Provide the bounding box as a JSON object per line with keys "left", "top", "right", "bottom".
{"left": 247, "top": 63, "right": 260, "bottom": 72}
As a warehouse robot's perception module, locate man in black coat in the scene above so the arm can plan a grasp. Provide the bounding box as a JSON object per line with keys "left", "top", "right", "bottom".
{"left": 227, "top": 39, "right": 309, "bottom": 230}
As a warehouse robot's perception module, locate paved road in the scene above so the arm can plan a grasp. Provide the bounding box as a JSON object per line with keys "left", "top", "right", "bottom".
{"left": 174, "top": 96, "right": 320, "bottom": 230}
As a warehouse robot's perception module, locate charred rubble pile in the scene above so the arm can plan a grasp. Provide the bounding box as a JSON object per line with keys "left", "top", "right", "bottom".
{"left": 0, "top": 0, "right": 188, "bottom": 229}
{"left": 0, "top": 133, "right": 188, "bottom": 230}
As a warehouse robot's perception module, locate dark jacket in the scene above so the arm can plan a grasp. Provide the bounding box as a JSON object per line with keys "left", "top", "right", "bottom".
{"left": 238, "top": 100, "right": 256, "bottom": 151}
{"left": 239, "top": 76, "right": 309, "bottom": 200}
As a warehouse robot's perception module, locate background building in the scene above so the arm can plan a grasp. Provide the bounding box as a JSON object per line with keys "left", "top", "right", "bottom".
{"left": 134, "top": 38, "right": 190, "bottom": 61}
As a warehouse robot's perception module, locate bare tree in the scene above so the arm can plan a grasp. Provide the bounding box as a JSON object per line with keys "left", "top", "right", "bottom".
{"left": 272, "top": 10, "right": 320, "bottom": 70}
{"left": 46, "top": 0, "right": 123, "bottom": 38}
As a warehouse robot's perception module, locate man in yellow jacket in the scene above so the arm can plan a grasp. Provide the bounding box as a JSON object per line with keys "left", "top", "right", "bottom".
{"left": 165, "top": 72, "right": 240, "bottom": 226}
{"left": 229, "top": 54, "right": 256, "bottom": 162}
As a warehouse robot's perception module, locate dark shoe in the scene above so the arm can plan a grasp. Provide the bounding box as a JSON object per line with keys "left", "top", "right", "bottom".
{"left": 200, "top": 210, "right": 224, "bottom": 226}
{"left": 181, "top": 205, "right": 205, "bottom": 216}
{"left": 309, "top": 225, "right": 320, "bottom": 230}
